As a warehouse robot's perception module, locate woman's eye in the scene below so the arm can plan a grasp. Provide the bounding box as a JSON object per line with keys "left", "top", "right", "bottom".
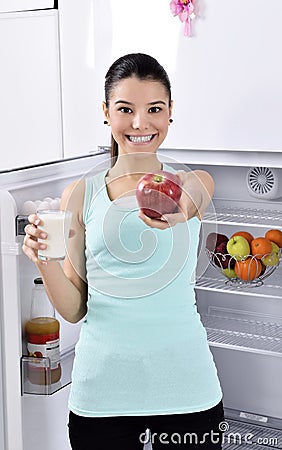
{"left": 119, "top": 107, "right": 132, "bottom": 113}
{"left": 149, "top": 106, "right": 162, "bottom": 113}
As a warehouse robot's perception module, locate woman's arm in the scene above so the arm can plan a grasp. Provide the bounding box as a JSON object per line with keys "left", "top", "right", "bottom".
{"left": 138, "top": 170, "right": 214, "bottom": 229}
{"left": 179, "top": 169, "right": 214, "bottom": 220}
{"left": 22, "top": 180, "right": 88, "bottom": 323}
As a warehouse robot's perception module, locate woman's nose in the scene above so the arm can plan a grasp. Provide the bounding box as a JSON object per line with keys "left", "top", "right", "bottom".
{"left": 132, "top": 113, "right": 149, "bottom": 130}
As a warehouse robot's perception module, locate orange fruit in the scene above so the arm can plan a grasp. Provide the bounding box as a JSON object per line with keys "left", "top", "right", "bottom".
{"left": 231, "top": 231, "right": 254, "bottom": 246}
{"left": 235, "top": 257, "right": 262, "bottom": 281}
{"left": 250, "top": 237, "right": 272, "bottom": 259}
{"left": 265, "top": 229, "right": 282, "bottom": 248}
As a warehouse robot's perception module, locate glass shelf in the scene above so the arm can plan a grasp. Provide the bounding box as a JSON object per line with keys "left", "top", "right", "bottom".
{"left": 196, "top": 265, "right": 282, "bottom": 299}
{"left": 201, "top": 312, "right": 282, "bottom": 356}
{"left": 222, "top": 418, "right": 282, "bottom": 450}
{"left": 203, "top": 199, "right": 282, "bottom": 227}
{"left": 21, "top": 346, "right": 74, "bottom": 396}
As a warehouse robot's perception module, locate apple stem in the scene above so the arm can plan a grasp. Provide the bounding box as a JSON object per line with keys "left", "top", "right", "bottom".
{"left": 153, "top": 175, "right": 163, "bottom": 183}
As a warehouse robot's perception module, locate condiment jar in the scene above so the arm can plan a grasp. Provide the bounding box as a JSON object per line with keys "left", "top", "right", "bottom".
{"left": 25, "top": 278, "right": 61, "bottom": 385}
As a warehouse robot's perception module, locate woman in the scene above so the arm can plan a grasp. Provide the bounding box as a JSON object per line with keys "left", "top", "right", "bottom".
{"left": 23, "top": 53, "right": 224, "bottom": 449}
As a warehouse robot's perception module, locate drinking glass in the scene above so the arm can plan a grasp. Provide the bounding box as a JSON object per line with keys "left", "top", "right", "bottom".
{"left": 37, "top": 209, "right": 72, "bottom": 261}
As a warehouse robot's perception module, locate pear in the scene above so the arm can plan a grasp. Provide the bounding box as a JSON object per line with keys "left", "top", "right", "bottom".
{"left": 222, "top": 268, "right": 237, "bottom": 279}
{"left": 262, "top": 242, "right": 281, "bottom": 266}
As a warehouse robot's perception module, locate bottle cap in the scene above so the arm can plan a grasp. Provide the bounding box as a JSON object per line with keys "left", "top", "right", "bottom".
{"left": 33, "top": 277, "right": 43, "bottom": 285}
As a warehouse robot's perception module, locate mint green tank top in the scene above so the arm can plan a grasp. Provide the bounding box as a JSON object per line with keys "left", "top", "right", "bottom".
{"left": 68, "top": 166, "right": 222, "bottom": 417}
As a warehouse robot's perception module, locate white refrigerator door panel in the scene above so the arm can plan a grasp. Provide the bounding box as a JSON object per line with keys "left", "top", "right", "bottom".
{"left": 58, "top": 0, "right": 111, "bottom": 158}
{"left": 58, "top": 0, "right": 181, "bottom": 159}
{"left": 0, "top": 332, "right": 5, "bottom": 450}
{"left": 59, "top": 0, "right": 282, "bottom": 156}
{"left": 0, "top": 154, "right": 109, "bottom": 450}
{"left": 0, "top": 10, "right": 63, "bottom": 171}
{"left": 0, "top": 190, "right": 23, "bottom": 450}
{"left": 22, "top": 386, "right": 71, "bottom": 450}
{"left": 0, "top": 1, "right": 54, "bottom": 13}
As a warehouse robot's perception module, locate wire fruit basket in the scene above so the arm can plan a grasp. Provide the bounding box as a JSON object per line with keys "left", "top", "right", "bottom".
{"left": 205, "top": 248, "right": 281, "bottom": 288}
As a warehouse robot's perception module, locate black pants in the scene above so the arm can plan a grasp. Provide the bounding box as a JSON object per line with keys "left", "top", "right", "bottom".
{"left": 68, "top": 401, "right": 224, "bottom": 450}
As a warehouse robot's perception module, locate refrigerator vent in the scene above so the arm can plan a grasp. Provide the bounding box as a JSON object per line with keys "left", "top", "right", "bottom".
{"left": 247, "top": 167, "right": 281, "bottom": 200}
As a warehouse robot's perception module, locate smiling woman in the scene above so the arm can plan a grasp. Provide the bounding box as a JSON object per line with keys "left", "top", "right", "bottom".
{"left": 103, "top": 53, "right": 173, "bottom": 166}
{"left": 22, "top": 53, "right": 222, "bottom": 450}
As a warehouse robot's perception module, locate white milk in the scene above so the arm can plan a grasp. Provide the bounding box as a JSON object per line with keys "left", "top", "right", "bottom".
{"left": 37, "top": 210, "right": 72, "bottom": 261}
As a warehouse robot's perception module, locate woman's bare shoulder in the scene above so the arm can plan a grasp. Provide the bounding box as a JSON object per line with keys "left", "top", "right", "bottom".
{"left": 61, "top": 179, "right": 86, "bottom": 226}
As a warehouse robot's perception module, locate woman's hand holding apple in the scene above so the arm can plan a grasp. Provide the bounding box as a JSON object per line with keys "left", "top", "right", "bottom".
{"left": 137, "top": 170, "right": 213, "bottom": 229}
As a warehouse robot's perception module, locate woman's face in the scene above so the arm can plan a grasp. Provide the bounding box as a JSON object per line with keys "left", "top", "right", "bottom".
{"left": 103, "top": 76, "right": 173, "bottom": 157}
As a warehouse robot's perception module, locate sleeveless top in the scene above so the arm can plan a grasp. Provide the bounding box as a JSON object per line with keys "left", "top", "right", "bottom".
{"left": 68, "top": 165, "right": 222, "bottom": 417}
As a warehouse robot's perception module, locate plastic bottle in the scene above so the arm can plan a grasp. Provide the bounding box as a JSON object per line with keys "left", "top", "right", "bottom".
{"left": 25, "top": 278, "right": 61, "bottom": 385}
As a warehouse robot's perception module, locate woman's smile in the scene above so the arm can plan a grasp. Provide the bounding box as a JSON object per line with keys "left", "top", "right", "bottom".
{"left": 126, "top": 134, "right": 157, "bottom": 144}
{"left": 103, "top": 76, "right": 172, "bottom": 157}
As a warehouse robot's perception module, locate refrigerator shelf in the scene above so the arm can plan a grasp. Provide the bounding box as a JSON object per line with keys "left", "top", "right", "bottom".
{"left": 202, "top": 314, "right": 282, "bottom": 356}
{"left": 222, "top": 418, "right": 282, "bottom": 449}
{"left": 203, "top": 199, "right": 282, "bottom": 227}
{"left": 196, "top": 266, "right": 282, "bottom": 298}
{"left": 21, "top": 346, "right": 74, "bottom": 395}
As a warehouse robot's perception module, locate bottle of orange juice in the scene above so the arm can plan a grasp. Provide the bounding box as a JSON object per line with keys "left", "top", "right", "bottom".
{"left": 26, "top": 278, "right": 61, "bottom": 385}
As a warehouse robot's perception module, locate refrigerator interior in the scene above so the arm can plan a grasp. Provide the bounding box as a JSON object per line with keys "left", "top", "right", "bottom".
{"left": 185, "top": 162, "right": 282, "bottom": 448}
{"left": 1, "top": 154, "right": 282, "bottom": 449}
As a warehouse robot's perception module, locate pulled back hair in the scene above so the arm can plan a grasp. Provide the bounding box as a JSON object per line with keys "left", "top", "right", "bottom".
{"left": 104, "top": 53, "right": 172, "bottom": 165}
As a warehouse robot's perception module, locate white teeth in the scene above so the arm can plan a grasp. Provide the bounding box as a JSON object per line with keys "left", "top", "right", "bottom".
{"left": 128, "top": 135, "right": 153, "bottom": 143}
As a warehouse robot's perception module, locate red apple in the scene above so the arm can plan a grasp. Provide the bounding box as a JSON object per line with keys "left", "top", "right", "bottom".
{"left": 206, "top": 233, "right": 229, "bottom": 252}
{"left": 213, "top": 241, "right": 235, "bottom": 269}
{"left": 136, "top": 171, "right": 182, "bottom": 219}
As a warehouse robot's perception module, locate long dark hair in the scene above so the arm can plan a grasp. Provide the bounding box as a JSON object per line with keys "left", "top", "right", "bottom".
{"left": 104, "top": 53, "right": 172, "bottom": 166}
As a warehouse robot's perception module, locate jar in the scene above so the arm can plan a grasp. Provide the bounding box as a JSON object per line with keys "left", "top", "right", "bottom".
{"left": 25, "top": 278, "right": 61, "bottom": 385}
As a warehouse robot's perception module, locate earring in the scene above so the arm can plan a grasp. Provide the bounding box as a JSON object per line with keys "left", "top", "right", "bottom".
{"left": 169, "top": 119, "right": 173, "bottom": 123}
{"left": 104, "top": 120, "right": 108, "bottom": 125}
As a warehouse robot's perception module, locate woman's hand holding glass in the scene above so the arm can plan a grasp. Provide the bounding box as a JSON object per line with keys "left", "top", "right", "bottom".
{"left": 22, "top": 214, "right": 47, "bottom": 263}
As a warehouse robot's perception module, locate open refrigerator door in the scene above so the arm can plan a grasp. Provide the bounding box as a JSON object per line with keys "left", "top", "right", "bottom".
{"left": 0, "top": 153, "right": 109, "bottom": 450}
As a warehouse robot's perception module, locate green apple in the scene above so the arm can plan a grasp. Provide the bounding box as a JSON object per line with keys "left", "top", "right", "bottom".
{"left": 262, "top": 242, "right": 281, "bottom": 266}
{"left": 222, "top": 268, "right": 237, "bottom": 279}
{"left": 226, "top": 236, "right": 250, "bottom": 261}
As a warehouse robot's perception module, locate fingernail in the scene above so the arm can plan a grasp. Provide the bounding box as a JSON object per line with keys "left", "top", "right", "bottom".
{"left": 40, "top": 233, "right": 47, "bottom": 239}
{"left": 39, "top": 244, "right": 47, "bottom": 249}
{"left": 34, "top": 219, "right": 40, "bottom": 226}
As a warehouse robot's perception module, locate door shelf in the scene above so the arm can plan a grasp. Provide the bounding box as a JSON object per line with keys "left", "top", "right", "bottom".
{"left": 203, "top": 199, "right": 282, "bottom": 227}
{"left": 201, "top": 314, "right": 282, "bottom": 356}
{"left": 21, "top": 346, "right": 74, "bottom": 395}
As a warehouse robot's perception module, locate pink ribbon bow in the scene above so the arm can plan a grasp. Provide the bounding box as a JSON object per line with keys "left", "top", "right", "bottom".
{"left": 170, "top": 0, "right": 196, "bottom": 37}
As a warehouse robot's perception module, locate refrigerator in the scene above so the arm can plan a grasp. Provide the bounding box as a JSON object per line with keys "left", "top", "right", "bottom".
{"left": 1, "top": 149, "right": 282, "bottom": 450}
{"left": 1, "top": 1, "right": 282, "bottom": 449}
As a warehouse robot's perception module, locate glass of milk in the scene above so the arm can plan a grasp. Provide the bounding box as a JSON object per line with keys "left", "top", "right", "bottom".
{"left": 37, "top": 210, "right": 72, "bottom": 261}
